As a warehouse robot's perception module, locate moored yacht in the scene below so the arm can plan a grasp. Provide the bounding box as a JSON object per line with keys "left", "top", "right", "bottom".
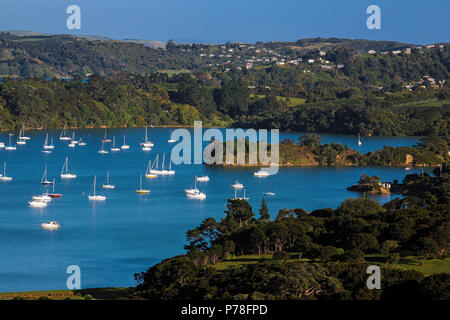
{"left": 41, "top": 221, "right": 60, "bottom": 229}
{"left": 60, "top": 157, "right": 77, "bottom": 179}
{"left": 88, "top": 175, "right": 106, "bottom": 201}
{"left": 231, "top": 180, "right": 244, "bottom": 189}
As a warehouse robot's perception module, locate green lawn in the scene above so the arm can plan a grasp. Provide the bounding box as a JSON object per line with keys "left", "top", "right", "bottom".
{"left": 157, "top": 69, "right": 191, "bottom": 77}
{"left": 216, "top": 253, "right": 450, "bottom": 276}
{"left": 250, "top": 94, "right": 306, "bottom": 107}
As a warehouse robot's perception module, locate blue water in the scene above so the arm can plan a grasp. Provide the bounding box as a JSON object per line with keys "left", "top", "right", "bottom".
{"left": 0, "top": 128, "right": 430, "bottom": 292}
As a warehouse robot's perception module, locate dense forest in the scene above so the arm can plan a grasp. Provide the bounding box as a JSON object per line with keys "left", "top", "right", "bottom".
{"left": 133, "top": 167, "right": 450, "bottom": 300}
{"left": 0, "top": 74, "right": 449, "bottom": 136}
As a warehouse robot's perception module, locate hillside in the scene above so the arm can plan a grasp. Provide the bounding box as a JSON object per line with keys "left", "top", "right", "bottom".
{"left": 0, "top": 31, "right": 448, "bottom": 81}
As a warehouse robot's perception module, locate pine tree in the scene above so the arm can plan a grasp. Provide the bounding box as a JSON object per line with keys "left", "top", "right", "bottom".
{"left": 259, "top": 197, "right": 270, "bottom": 220}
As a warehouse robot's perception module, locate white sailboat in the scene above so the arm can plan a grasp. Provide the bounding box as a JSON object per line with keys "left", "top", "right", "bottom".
{"left": 60, "top": 124, "right": 71, "bottom": 140}
{"left": 140, "top": 126, "right": 154, "bottom": 149}
{"left": 136, "top": 174, "right": 150, "bottom": 194}
{"left": 16, "top": 129, "right": 26, "bottom": 145}
{"left": 78, "top": 138, "right": 86, "bottom": 146}
{"left": 187, "top": 192, "right": 206, "bottom": 200}
{"left": 98, "top": 141, "right": 109, "bottom": 154}
{"left": 196, "top": 175, "right": 210, "bottom": 182}
{"left": 149, "top": 154, "right": 163, "bottom": 175}
{"left": 254, "top": 169, "right": 270, "bottom": 177}
{"left": 110, "top": 136, "right": 120, "bottom": 152}
{"left": 161, "top": 153, "right": 175, "bottom": 175}
{"left": 0, "top": 141, "right": 5, "bottom": 149}
{"left": 60, "top": 157, "right": 77, "bottom": 179}
{"left": 4, "top": 133, "right": 16, "bottom": 150}
{"left": 145, "top": 160, "right": 157, "bottom": 178}
{"left": 32, "top": 194, "right": 52, "bottom": 202}
{"left": 21, "top": 125, "right": 31, "bottom": 140}
{"left": 358, "top": 133, "right": 362, "bottom": 146}
{"left": 41, "top": 221, "right": 60, "bottom": 229}
{"left": 43, "top": 133, "right": 55, "bottom": 150}
{"left": 70, "top": 132, "right": 78, "bottom": 144}
{"left": 41, "top": 166, "right": 54, "bottom": 185}
{"left": 121, "top": 135, "right": 130, "bottom": 150}
{"left": 231, "top": 180, "right": 244, "bottom": 189}
{"left": 185, "top": 177, "right": 200, "bottom": 195}
{"left": 28, "top": 200, "right": 48, "bottom": 208}
{"left": 168, "top": 129, "right": 176, "bottom": 143}
{"left": 88, "top": 175, "right": 106, "bottom": 201}
{"left": 102, "top": 172, "right": 115, "bottom": 189}
{"left": 0, "top": 162, "right": 13, "bottom": 181}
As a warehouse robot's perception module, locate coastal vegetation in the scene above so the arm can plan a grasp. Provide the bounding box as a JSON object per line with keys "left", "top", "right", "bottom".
{"left": 210, "top": 134, "right": 448, "bottom": 167}
{"left": 132, "top": 169, "right": 449, "bottom": 300}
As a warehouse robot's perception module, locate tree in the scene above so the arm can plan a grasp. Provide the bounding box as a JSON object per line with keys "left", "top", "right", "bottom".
{"left": 299, "top": 133, "right": 322, "bottom": 147}
{"left": 259, "top": 197, "right": 270, "bottom": 220}
{"left": 380, "top": 240, "right": 399, "bottom": 263}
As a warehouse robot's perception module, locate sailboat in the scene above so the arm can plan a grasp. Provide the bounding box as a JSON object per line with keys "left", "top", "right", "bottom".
{"left": 98, "top": 141, "right": 109, "bottom": 154}
{"left": 21, "top": 125, "right": 30, "bottom": 140}
{"left": 32, "top": 194, "right": 52, "bottom": 202}
{"left": 101, "top": 130, "right": 112, "bottom": 143}
{"left": 254, "top": 168, "right": 270, "bottom": 177}
{"left": 88, "top": 175, "right": 106, "bottom": 200}
{"left": 41, "top": 166, "right": 54, "bottom": 185}
{"left": 121, "top": 135, "right": 130, "bottom": 150}
{"left": 0, "top": 141, "right": 5, "bottom": 149}
{"left": 17, "top": 129, "right": 26, "bottom": 145}
{"left": 136, "top": 174, "right": 150, "bottom": 194}
{"left": 102, "top": 172, "right": 115, "bottom": 189}
{"left": 140, "top": 126, "right": 154, "bottom": 149}
{"left": 231, "top": 180, "right": 244, "bottom": 189}
{"left": 45, "top": 179, "right": 62, "bottom": 198}
{"left": 168, "top": 129, "right": 176, "bottom": 143}
{"left": 110, "top": 136, "right": 120, "bottom": 152}
{"left": 59, "top": 124, "right": 71, "bottom": 140}
{"left": 161, "top": 153, "right": 175, "bottom": 175}
{"left": 4, "top": 133, "right": 16, "bottom": 150}
{"left": 0, "top": 162, "right": 13, "bottom": 181}
{"left": 185, "top": 177, "right": 200, "bottom": 195}
{"left": 43, "top": 133, "right": 55, "bottom": 150}
{"left": 145, "top": 160, "right": 157, "bottom": 178}
{"left": 78, "top": 138, "right": 86, "bottom": 146}
{"left": 358, "top": 133, "right": 362, "bottom": 146}
{"left": 28, "top": 199, "right": 48, "bottom": 208}
{"left": 60, "top": 157, "right": 77, "bottom": 179}
{"left": 196, "top": 175, "right": 210, "bottom": 182}
{"left": 70, "top": 132, "right": 78, "bottom": 144}
{"left": 40, "top": 221, "right": 60, "bottom": 229}
{"left": 149, "top": 154, "right": 163, "bottom": 175}
{"left": 186, "top": 179, "right": 206, "bottom": 199}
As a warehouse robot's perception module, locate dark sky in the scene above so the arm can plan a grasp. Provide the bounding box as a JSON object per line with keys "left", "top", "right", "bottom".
{"left": 0, "top": 0, "right": 448, "bottom": 44}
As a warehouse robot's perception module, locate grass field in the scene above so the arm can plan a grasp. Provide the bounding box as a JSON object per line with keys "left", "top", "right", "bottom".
{"left": 250, "top": 94, "right": 306, "bottom": 106}
{"left": 216, "top": 253, "right": 450, "bottom": 276}
{"left": 0, "top": 287, "right": 130, "bottom": 300}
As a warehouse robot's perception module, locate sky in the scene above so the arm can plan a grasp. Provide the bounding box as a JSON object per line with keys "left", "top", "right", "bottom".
{"left": 0, "top": 0, "right": 448, "bottom": 44}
